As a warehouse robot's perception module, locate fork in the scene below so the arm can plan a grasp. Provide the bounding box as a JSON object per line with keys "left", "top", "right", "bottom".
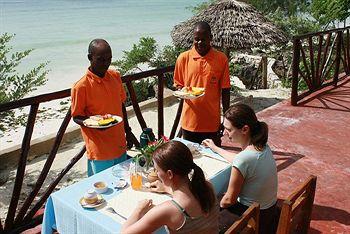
{"left": 105, "top": 206, "right": 127, "bottom": 220}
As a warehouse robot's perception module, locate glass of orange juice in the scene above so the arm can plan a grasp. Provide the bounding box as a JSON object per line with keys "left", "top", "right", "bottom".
{"left": 130, "top": 173, "right": 142, "bottom": 190}
{"left": 129, "top": 161, "right": 142, "bottom": 190}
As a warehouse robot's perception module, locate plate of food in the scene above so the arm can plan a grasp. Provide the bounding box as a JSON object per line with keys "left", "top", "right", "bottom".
{"left": 173, "top": 87, "right": 205, "bottom": 100}
{"left": 79, "top": 190, "right": 105, "bottom": 209}
{"left": 83, "top": 114, "right": 122, "bottom": 129}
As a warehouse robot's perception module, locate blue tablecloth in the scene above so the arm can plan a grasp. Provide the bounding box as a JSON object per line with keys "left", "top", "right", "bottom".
{"left": 42, "top": 138, "right": 231, "bottom": 234}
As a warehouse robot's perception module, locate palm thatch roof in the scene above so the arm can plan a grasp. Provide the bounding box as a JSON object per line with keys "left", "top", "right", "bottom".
{"left": 171, "top": 0, "right": 288, "bottom": 50}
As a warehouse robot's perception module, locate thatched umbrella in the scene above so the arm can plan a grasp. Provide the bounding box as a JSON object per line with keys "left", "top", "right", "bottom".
{"left": 171, "top": 0, "right": 287, "bottom": 52}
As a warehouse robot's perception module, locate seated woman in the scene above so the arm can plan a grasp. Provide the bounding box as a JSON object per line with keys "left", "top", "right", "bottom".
{"left": 121, "top": 141, "right": 219, "bottom": 234}
{"left": 202, "top": 104, "right": 278, "bottom": 234}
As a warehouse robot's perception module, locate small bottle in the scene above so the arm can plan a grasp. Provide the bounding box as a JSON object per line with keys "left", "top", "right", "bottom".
{"left": 140, "top": 128, "right": 154, "bottom": 148}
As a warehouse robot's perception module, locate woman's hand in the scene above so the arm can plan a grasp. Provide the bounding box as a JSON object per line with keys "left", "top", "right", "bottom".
{"left": 202, "top": 139, "right": 217, "bottom": 151}
{"left": 149, "top": 180, "right": 169, "bottom": 194}
{"left": 220, "top": 193, "right": 234, "bottom": 208}
{"left": 133, "top": 199, "right": 154, "bottom": 218}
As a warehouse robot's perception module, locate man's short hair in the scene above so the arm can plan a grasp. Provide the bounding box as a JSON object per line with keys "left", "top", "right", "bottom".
{"left": 194, "top": 21, "right": 212, "bottom": 35}
{"left": 88, "top": 39, "right": 109, "bottom": 55}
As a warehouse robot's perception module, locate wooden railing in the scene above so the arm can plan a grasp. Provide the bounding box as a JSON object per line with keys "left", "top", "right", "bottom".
{"left": 291, "top": 26, "right": 350, "bottom": 105}
{"left": 0, "top": 65, "right": 182, "bottom": 233}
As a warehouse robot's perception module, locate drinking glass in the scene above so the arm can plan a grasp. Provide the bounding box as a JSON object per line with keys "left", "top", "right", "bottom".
{"left": 129, "top": 161, "right": 142, "bottom": 190}
{"left": 112, "top": 166, "right": 126, "bottom": 178}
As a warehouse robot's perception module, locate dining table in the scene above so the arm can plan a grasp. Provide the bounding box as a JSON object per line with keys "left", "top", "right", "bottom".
{"left": 41, "top": 138, "right": 232, "bottom": 234}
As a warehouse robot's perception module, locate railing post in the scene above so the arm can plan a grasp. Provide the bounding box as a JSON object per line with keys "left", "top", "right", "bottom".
{"left": 122, "top": 104, "right": 140, "bottom": 148}
{"left": 291, "top": 38, "right": 301, "bottom": 106}
{"left": 14, "top": 109, "right": 72, "bottom": 225}
{"left": 4, "top": 104, "right": 39, "bottom": 231}
{"left": 334, "top": 31, "right": 342, "bottom": 86}
{"left": 170, "top": 99, "right": 183, "bottom": 139}
{"left": 261, "top": 54, "right": 268, "bottom": 89}
{"left": 157, "top": 73, "right": 164, "bottom": 139}
{"left": 346, "top": 29, "right": 350, "bottom": 75}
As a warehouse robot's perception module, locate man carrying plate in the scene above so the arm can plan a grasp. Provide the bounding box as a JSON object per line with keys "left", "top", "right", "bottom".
{"left": 71, "top": 39, "right": 127, "bottom": 176}
{"left": 173, "top": 21, "right": 231, "bottom": 145}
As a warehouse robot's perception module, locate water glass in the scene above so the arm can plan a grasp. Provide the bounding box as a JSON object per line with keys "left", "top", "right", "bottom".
{"left": 112, "top": 166, "right": 126, "bottom": 179}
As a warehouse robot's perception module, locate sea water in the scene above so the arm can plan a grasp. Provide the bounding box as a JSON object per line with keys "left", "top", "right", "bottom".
{"left": 1, "top": 0, "right": 204, "bottom": 95}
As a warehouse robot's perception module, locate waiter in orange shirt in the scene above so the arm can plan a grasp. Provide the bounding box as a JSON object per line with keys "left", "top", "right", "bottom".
{"left": 174, "top": 21, "right": 231, "bottom": 145}
{"left": 71, "top": 39, "right": 127, "bottom": 176}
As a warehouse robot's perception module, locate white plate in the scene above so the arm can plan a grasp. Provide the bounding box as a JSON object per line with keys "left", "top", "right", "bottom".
{"left": 83, "top": 115, "right": 123, "bottom": 129}
{"left": 79, "top": 194, "right": 105, "bottom": 208}
{"left": 112, "top": 179, "right": 128, "bottom": 189}
{"left": 173, "top": 91, "right": 205, "bottom": 100}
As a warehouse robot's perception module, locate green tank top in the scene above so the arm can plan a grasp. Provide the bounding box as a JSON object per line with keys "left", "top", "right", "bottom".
{"left": 167, "top": 199, "right": 219, "bottom": 234}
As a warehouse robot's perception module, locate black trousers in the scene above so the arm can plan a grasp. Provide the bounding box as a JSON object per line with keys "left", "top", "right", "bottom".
{"left": 182, "top": 129, "right": 222, "bottom": 146}
{"left": 224, "top": 202, "right": 278, "bottom": 234}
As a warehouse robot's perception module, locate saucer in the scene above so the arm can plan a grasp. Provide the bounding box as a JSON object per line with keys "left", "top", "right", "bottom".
{"left": 79, "top": 194, "right": 105, "bottom": 208}
{"left": 112, "top": 179, "right": 127, "bottom": 189}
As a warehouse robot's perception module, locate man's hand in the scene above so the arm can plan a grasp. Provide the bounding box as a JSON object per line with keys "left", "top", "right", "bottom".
{"left": 175, "top": 84, "right": 183, "bottom": 90}
{"left": 73, "top": 116, "right": 88, "bottom": 126}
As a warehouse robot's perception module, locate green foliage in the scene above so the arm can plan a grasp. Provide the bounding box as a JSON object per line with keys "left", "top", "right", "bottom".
{"left": 247, "top": 0, "right": 310, "bottom": 17}
{"left": 150, "top": 45, "right": 185, "bottom": 68}
{"left": 281, "top": 77, "right": 308, "bottom": 90}
{"left": 113, "top": 37, "right": 185, "bottom": 105}
{"left": 0, "top": 33, "right": 49, "bottom": 104}
{"left": 112, "top": 37, "right": 157, "bottom": 75}
{"left": 151, "top": 45, "right": 185, "bottom": 90}
{"left": 0, "top": 33, "right": 49, "bottom": 132}
{"left": 123, "top": 79, "right": 156, "bottom": 107}
{"left": 311, "top": 0, "right": 350, "bottom": 28}
{"left": 136, "top": 136, "right": 169, "bottom": 169}
{"left": 267, "top": 9, "right": 322, "bottom": 38}
{"left": 187, "top": 0, "right": 216, "bottom": 14}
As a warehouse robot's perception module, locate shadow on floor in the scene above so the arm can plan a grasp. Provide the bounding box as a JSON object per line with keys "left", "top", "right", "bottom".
{"left": 298, "top": 77, "right": 350, "bottom": 112}
{"left": 312, "top": 203, "right": 350, "bottom": 226}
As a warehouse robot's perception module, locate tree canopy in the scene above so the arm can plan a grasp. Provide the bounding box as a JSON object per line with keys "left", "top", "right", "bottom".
{"left": 190, "top": 0, "right": 349, "bottom": 38}
{"left": 0, "top": 33, "right": 49, "bottom": 132}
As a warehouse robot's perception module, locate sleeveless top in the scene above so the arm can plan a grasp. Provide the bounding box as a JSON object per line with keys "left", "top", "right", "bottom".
{"left": 166, "top": 200, "right": 219, "bottom": 234}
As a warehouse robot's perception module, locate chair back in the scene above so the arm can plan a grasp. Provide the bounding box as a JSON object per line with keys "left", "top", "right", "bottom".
{"left": 276, "top": 175, "right": 317, "bottom": 234}
{"left": 225, "top": 202, "right": 260, "bottom": 234}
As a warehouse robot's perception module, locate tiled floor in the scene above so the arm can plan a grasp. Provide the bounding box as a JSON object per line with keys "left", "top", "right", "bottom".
{"left": 222, "top": 75, "right": 350, "bottom": 233}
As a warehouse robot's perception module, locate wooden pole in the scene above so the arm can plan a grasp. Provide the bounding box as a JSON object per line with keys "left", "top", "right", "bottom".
{"left": 291, "top": 39, "right": 301, "bottom": 106}
{"left": 261, "top": 54, "right": 268, "bottom": 89}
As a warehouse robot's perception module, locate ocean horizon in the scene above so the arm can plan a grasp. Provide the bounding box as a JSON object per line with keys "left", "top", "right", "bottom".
{"left": 1, "top": 0, "right": 205, "bottom": 96}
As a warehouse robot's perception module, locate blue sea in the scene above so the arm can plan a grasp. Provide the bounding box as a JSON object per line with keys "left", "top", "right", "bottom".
{"left": 1, "top": 0, "right": 204, "bottom": 95}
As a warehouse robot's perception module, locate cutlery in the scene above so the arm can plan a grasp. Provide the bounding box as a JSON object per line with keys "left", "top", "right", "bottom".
{"left": 200, "top": 151, "right": 228, "bottom": 163}
{"left": 105, "top": 206, "right": 127, "bottom": 220}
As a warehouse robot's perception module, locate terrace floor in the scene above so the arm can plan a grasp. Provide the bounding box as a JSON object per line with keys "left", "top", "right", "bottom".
{"left": 223, "top": 75, "right": 350, "bottom": 233}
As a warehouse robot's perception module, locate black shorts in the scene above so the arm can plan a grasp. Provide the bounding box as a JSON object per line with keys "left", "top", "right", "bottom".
{"left": 182, "top": 129, "right": 221, "bottom": 146}
{"left": 224, "top": 202, "right": 278, "bottom": 234}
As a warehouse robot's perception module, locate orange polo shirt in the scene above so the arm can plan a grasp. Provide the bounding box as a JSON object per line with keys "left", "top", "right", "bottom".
{"left": 174, "top": 47, "right": 230, "bottom": 132}
{"left": 71, "top": 69, "right": 127, "bottom": 160}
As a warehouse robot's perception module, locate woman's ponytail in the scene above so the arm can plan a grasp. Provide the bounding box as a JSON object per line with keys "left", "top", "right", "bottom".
{"left": 189, "top": 163, "right": 216, "bottom": 213}
{"left": 251, "top": 121, "right": 268, "bottom": 151}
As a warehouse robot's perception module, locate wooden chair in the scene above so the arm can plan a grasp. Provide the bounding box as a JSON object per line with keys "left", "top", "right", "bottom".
{"left": 225, "top": 202, "right": 260, "bottom": 234}
{"left": 276, "top": 175, "right": 317, "bottom": 234}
